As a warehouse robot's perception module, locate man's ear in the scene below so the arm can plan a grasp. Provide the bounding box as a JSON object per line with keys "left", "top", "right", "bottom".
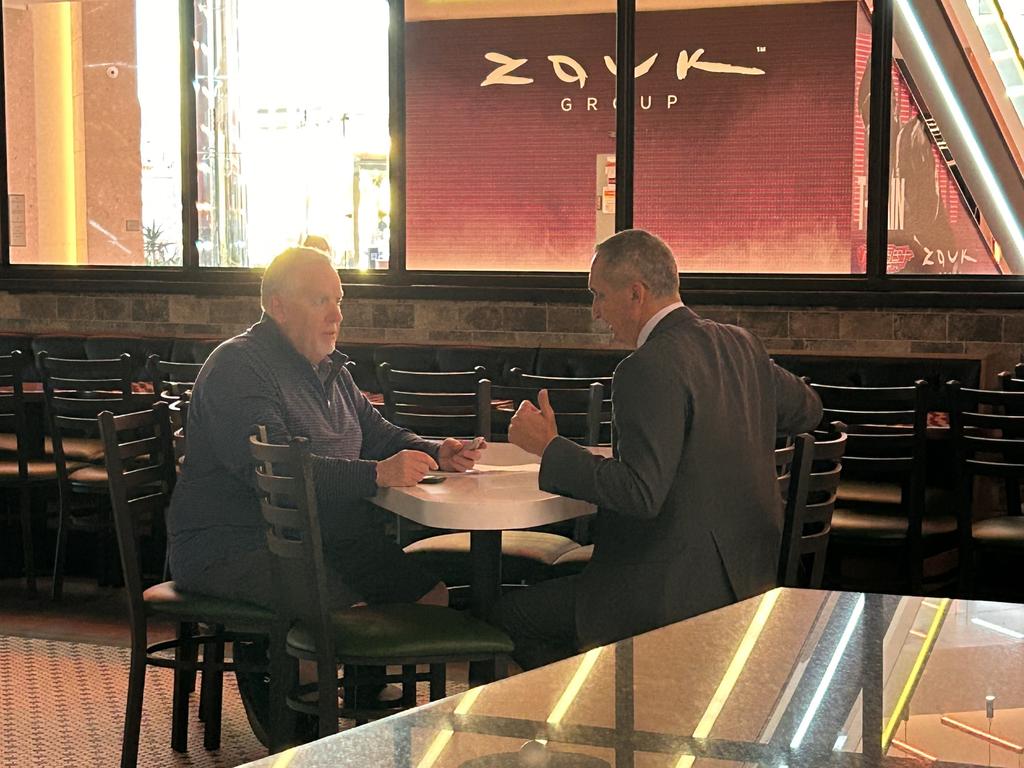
{"left": 267, "top": 293, "right": 286, "bottom": 321}
{"left": 630, "top": 281, "right": 646, "bottom": 304}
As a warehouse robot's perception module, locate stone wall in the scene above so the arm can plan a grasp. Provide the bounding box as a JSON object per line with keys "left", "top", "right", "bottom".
{"left": 1, "top": 291, "right": 1021, "bottom": 385}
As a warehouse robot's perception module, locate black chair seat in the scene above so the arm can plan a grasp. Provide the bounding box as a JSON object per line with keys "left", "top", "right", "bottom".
{"left": 0, "top": 432, "right": 105, "bottom": 462}
{"left": 68, "top": 463, "right": 109, "bottom": 486}
{"left": 403, "top": 530, "right": 580, "bottom": 584}
{"left": 286, "top": 603, "right": 514, "bottom": 660}
{"left": 831, "top": 507, "right": 958, "bottom": 542}
{"left": 0, "top": 458, "right": 78, "bottom": 481}
{"left": 972, "top": 517, "right": 1024, "bottom": 549}
{"left": 143, "top": 581, "right": 275, "bottom": 624}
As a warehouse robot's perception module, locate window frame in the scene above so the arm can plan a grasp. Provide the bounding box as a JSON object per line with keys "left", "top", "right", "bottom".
{"left": 0, "top": 0, "right": 1020, "bottom": 310}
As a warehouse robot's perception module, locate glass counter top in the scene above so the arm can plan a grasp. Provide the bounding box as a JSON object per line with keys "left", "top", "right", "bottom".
{"left": 242, "top": 589, "right": 1024, "bottom": 767}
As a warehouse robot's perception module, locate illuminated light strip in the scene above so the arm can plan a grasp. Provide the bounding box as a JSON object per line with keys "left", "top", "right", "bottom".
{"left": 921, "top": 600, "right": 942, "bottom": 611}
{"left": 891, "top": 738, "right": 938, "bottom": 762}
{"left": 909, "top": 629, "right": 928, "bottom": 639}
{"left": 674, "top": 589, "right": 782, "bottom": 768}
{"left": 895, "top": 0, "right": 1024, "bottom": 262}
{"left": 416, "top": 686, "right": 484, "bottom": 768}
{"left": 881, "top": 598, "right": 950, "bottom": 750}
{"left": 970, "top": 617, "right": 1024, "bottom": 639}
{"left": 940, "top": 716, "right": 1024, "bottom": 753}
{"left": 547, "top": 647, "right": 603, "bottom": 725}
{"left": 270, "top": 746, "right": 299, "bottom": 768}
{"left": 790, "top": 594, "right": 866, "bottom": 750}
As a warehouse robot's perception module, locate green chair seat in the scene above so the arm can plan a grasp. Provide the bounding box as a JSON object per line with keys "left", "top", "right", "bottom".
{"left": 143, "top": 581, "right": 275, "bottom": 624}
{"left": 287, "top": 603, "right": 514, "bottom": 659}
{"left": 830, "top": 508, "right": 958, "bottom": 543}
{"left": 404, "top": 530, "right": 580, "bottom": 584}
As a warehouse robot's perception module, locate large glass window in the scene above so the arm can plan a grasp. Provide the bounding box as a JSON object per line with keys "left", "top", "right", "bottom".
{"left": 632, "top": 0, "right": 865, "bottom": 274}
{"left": 193, "top": 0, "right": 390, "bottom": 269}
{"left": 404, "top": 0, "right": 615, "bottom": 271}
{"left": 3, "top": 0, "right": 182, "bottom": 266}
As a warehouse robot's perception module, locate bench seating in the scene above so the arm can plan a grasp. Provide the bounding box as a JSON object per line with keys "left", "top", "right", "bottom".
{"left": 0, "top": 332, "right": 985, "bottom": 396}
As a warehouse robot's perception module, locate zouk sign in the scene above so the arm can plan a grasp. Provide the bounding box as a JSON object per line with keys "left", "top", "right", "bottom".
{"left": 481, "top": 48, "right": 766, "bottom": 111}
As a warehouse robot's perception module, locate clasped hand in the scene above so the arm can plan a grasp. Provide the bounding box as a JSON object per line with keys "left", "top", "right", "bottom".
{"left": 375, "top": 437, "right": 487, "bottom": 487}
{"left": 508, "top": 389, "right": 558, "bottom": 457}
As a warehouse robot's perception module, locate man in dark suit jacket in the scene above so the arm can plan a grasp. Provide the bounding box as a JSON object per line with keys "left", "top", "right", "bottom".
{"left": 495, "top": 229, "right": 822, "bottom": 669}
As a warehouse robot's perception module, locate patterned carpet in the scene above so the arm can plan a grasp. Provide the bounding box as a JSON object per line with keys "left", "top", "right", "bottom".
{"left": 0, "top": 634, "right": 272, "bottom": 768}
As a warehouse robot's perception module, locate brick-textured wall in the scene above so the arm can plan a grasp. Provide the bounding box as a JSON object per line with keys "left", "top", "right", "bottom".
{"left": 1, "top": 291, "right": 1021, "bottom": 385}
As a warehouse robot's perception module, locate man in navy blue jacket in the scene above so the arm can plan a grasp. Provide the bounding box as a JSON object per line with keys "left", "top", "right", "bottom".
{"left": 169, "top": 246, "right": 481, "bottom": 608}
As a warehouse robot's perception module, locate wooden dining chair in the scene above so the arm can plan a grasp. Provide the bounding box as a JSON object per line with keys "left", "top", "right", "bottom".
{"left": 146, "top": 355, "right": 203, "bottom": 404}
{"left": 811, "top": 380, "right": 958, "bottom": 595}
{"left": 510, "top": 367, "right": 613, "bottom": 444}
{"left": 38, "top": 351, "right": 138, "bottom": 599}
{"left": 249, "top": 431, "right": 514, "bottom": 743}
{"left": 377, "top": 363, "right": 489, "bottom": 439}
{"left": 776, "top": 424, "right": 847, "bottom": 589}
{"left": 487, "top": 380, "right": 604, "bottom": 448}
{"left": 948, "top": 381, "right": 1024, "bottom": 600}
{"left": 99, "top": 402, "right": 276, "bottom": 768}
{"left": 380, "top": 369, "right": 585, "bottom": 599}
{"left": 0, "top": 350, "right": 73, "bottom": 595}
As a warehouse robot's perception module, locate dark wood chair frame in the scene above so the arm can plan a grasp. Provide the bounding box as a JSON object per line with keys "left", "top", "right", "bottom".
{"left": 0, "top": 349, "right": 56, "bottom": 595}
{"left": 249, "top": 431, "right": 513, "bottom": 744}
{"left": 509, "top": 367, "right": 613, "bottom": 445}
{"left": 948, "top": 381, "right": 1024, "bottom": 598}
{"left": 486, "top": 380, "right": 604, "bottom": 447}
{"left": 776, "top": 423, "right": 848, "bottom": 589}
{"left": 378, "top": 363, "right": 489, "bottom": 439}
{"left": 146, "top": 355, "right": 203, "bottom": 404}
{"left": 38, "top": 351, "right": 136, "bottom": 599}
{"left": 99, "top": 402, "right": 275, "bottom": 768}
{"left": 810, "top": 380, "right": 948, "bottom": 594}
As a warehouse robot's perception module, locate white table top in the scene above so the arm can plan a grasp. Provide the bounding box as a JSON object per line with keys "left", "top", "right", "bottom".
{"left": 370, "top": 442, "right": 605, "bottom": 531}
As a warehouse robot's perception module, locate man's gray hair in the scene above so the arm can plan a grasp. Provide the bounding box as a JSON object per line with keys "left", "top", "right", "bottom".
{"left": 260, "top": 246, "right": 333, "bottom": 311}
{"left": 593, "top": 229, "right": 680, "bottom": 298}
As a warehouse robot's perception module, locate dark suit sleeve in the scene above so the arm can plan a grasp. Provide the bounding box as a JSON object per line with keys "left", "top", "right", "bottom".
{"left": 772, "top": 362, "right": 822, "bottom": 434}
{"left": 538, "top": 353, "right": 689, "bottom": 519}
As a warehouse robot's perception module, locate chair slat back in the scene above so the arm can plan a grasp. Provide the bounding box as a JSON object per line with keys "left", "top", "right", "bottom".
{"left": 489, "top": 381, "right": 603, "bottom": 446}
{"left": 249, "top": 432, "right": 334, "bottom": 638}
{"left": 0, "top": 351, "right": 33, "bottom": 474}
{"left": 510, "top": 368, "right": 613, "bottom": 444}
{"left": 778, "top": 423, "right": 847, "bottom": 588}
{"left": 950, "top": 382, "right": 1024, "bottom": 518}
{"left": 378, "top": 364, "right": 490, "bottom": 439}
{"left": 810, "top": 380, "right": 927, "bottom": 478}
{"left": 98, "top": 402, "right": 177, "bottom": 628}
{"left": 39, "top": 353, "right": 138, "bottom": 488}
{"left": 147, "top": 355, "right": 203, "bottom": 402}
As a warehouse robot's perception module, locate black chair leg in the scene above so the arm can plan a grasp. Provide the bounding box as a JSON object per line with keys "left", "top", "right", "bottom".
{"left": 401, "top": 665, "right": 417, "bottom": 707}
{"left": 51, "top": 498, "right": 70, "bottom": 601}
{"left": 267, "top": 626, "right": 298, "bottom": 752}
{"left": 121, "top": 642, "right": 147, "bottom": 768}
{"left": 428, "top": 664, "right": 446, "bottom": 701}
{"left": 19, "top": 485, "right": 36, "bottom": 596}
{"left": 201, "top": 640, "right": 224, "bottom": 751}
{"left": 171, "top": 624, "right": 193, "bottom": 752}
{"left": 317, "top": 653, "right": 339, "bottom": 739}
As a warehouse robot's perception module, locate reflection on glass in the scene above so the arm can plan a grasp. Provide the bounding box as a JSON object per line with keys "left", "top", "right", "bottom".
{"left": 3, "top": 0, "right": 183, "bottom": 266}
{"left": 194, "top": 0, "right": 389, "bottom": 268}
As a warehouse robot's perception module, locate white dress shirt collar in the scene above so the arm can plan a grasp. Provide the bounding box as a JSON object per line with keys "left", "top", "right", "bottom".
{"left": 636, "top": 301, "right": 685, "bottom": 348}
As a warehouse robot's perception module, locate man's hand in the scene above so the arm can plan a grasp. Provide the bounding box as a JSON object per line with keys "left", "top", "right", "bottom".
{"left": 509, "top": 389, "right": 558, "bottom": 457}
{"left": 438, "top": 437, "right": 486, "bottom": 472}
{"left": 375, "top": 450, "right": 438, "bottom": 487}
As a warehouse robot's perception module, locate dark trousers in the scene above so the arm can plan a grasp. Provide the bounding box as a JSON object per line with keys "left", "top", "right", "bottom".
{"left": 490, "top": 575, "right": 580, "bottom": 671}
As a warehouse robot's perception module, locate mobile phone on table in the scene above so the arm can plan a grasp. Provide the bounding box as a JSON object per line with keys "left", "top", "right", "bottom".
{"left": 469, "top": 436, "right": 485, "bottom": 450}
{"left": 419, "top": 474, "right": 446, "bottom": 484}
